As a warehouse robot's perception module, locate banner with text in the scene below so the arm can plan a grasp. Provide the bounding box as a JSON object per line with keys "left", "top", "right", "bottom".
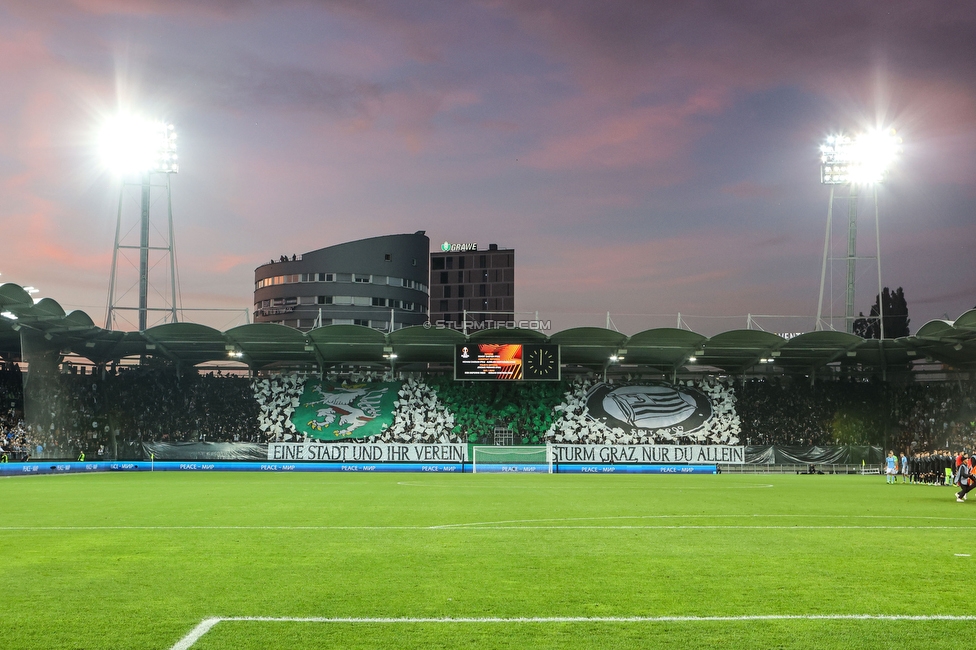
{"left": 551, "top": 444, "right": 745, "bottom": 465}
{"left": 268, "top": 442, "right": 468, "bottom": 463}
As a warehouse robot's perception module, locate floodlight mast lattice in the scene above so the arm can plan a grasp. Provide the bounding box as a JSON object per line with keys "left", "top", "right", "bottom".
{"left": 102, "top": 117, "right": 181, "bottom": 332}
{"left": 816, "top": 129, "right": 900, "bottom": 336}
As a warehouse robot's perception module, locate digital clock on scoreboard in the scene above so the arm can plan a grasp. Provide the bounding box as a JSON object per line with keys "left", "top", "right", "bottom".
{"left": 454, "top": 344, "right": 560, "bottom": 381}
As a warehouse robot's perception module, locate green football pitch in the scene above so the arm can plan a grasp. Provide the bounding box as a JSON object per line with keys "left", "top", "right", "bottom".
{"left": 1, "top": 471, "right": 972, "bottom": 649}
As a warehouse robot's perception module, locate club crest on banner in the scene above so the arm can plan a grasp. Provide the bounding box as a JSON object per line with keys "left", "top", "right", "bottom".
{"left": 585, "top": 383, "right": 713, "bottom": 435}
{"left": 294, "top": 381, "right": 401, "bottom": 441}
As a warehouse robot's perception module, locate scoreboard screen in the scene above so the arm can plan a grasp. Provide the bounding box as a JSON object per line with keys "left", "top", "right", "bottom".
{"left": 454, "top": 344, "right": 560, "bottom": 381}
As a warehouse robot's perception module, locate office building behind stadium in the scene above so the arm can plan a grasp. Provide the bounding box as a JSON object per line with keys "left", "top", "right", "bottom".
{"left": 429, "top": 242, "right": 514, "bottom": 329}
{"left": 253, "top": 232, "right": 430, "bottom": 331}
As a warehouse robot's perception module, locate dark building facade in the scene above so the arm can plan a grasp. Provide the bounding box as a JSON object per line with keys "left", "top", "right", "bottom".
{"left": 429, "top": 243, "right": 514, "bottom": 329}
{"left": 253, "top": 232, "right": 429, "bottom": 331}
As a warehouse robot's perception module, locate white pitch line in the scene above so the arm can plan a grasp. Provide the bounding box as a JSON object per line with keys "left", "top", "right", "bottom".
{"left": 170, "top": 617, "right": 221, "bottom": 650}
{"left": 432, "top": 525, "right": 976, "bottom": 530}
{"left": 429, "top": 513, "right": 966, "bottom": 528}
{"left": 0, "top": 525, "right": 423, "bottom": 531}
{"left": 169, "top": 614, "right": 976, "bottom": 649}
{"left": 1, "top": 514, "right": 966, "bottom": 533}
{"left": 423, "top": 525, "right": 976, "bottom": 530}
{"left": 395, "top": 481, "right": 777, "bottom": 490}
{"left": 1, "top": 513, "right": 968, "bottom": 533}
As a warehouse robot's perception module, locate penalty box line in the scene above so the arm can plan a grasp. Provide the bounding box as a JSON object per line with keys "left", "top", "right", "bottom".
{"left": 171, "top": 614, "right": 976, "bottom": 649}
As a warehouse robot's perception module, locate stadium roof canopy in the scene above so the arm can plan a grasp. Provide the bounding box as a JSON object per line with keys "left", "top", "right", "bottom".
{"left": 1, "top": 282, "right": 975, "bottom": 375}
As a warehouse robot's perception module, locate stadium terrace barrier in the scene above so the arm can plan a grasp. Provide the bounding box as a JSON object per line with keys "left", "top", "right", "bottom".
{"left": 0, "top": 461, "right": 718, "bottom": 476}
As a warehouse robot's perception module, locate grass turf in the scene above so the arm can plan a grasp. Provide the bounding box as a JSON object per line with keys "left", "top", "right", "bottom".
{"left": 0, "top": 471, "right": 970, "bottom": 648}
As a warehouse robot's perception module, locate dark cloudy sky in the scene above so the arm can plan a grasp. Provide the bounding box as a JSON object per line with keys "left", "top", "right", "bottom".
{"left": 1, "top": 1, "right": 974, "bottom": 335}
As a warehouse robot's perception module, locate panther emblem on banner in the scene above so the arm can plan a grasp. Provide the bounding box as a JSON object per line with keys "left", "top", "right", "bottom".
{"left": 294, "top": 381, "right": 401, "bottom": 441}
{"left": 585, "top": 383, "right": 713, "bottom": 434}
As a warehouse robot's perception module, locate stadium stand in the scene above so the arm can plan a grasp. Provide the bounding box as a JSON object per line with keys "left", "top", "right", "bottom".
{"left": 0, "top": 365, "right": 973, "bottom": 460}
{"left": 1, "top": 281, "right": 974, "bottom": 461}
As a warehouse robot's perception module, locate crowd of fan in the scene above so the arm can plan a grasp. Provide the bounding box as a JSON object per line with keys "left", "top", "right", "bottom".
{"left": 12, "top": 365, "right": 260, "bottom": 459}
{"left": 737, "top": 377, "right": 976, "bottom": 451}
{"left": 0, "top": 363, "right": 31, "bottom": 460}
{"left": 890, "top": 382, "right": 976, "bottom": 453}
{"left": 0, "top": 364, "right": 974, "bottom": 459}
{"left": 736, "top": 378, "right": 881, "bottom": 446}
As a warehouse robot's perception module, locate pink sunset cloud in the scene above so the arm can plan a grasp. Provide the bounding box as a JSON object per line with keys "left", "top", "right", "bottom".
{"left": 0, "top": 0, "right": 974, "bottom": 331}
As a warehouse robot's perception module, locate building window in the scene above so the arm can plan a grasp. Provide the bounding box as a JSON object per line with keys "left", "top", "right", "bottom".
{"left": 353, "top": 274, "right": 371, "bottom": 283}
{"left": 372, "top": 297, "right": 387, "bottom": 307}
{"left": 384, "top": 253, "right": 392, "bottom": 262}
{"left": 353, "top": 319, "right": 369, "bottom": 327}
{"left": 457, "top": 299, "right": 463, "bottom": 311}
{"left": 458, "top": 286, "right": 465, "bottom": 298}
{"left": 432, "top": 257, "right": 445, "bottom": 270}
{"left": 479, "top": 284, "right": 486, "bottom": 297}
{"left": 444, "top": 286, "right": 452, "bottom": 298}
{"left": 317, "top": 296, "right": 332, "bottom": 305}
{"left": 446, "top": 257, "right": 454, "bottom": 269}
{"left": 458, "top": 256, "right": 465, "bottom": 269}
{"left": 439, "top": 300, "right": 448, "bottom": 311}
{"left": 479, "top": 255, "right": 486, "bottom": 268}
{"left": 440, "top": 271, "right": 448, "bottom": 284}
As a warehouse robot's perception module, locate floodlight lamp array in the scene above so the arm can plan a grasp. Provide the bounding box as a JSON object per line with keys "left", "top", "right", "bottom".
{"left": 154, "top": 123, "right": 179, "bottom": 174}
{"left": 99, "top": 115, "right": 179, "bottom": 176}
{"left": 820, "top": 130, "right": 901, "bottom": 185}
{"left": 820, "top": 134, "right": 855, "bottom": 185}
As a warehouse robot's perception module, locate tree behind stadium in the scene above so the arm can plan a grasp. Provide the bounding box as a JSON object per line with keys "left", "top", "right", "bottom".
{"left": 853, "top": 287, "right": 910, "bottom": 339}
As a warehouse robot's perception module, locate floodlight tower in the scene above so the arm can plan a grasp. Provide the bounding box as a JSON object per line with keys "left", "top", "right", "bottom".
{"left": 101, "top": 116, "right": 181, "bottom": 331}
{"left": 816, "top": 129, "right": 901, "bottom": 335}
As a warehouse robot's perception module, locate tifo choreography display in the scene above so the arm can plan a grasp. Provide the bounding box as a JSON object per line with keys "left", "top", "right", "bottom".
{"left": 254, "top": 375, "right": 740, "bottom": 446}
{"left": 1, "top": 362, "right": 975, "bottom": 468}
